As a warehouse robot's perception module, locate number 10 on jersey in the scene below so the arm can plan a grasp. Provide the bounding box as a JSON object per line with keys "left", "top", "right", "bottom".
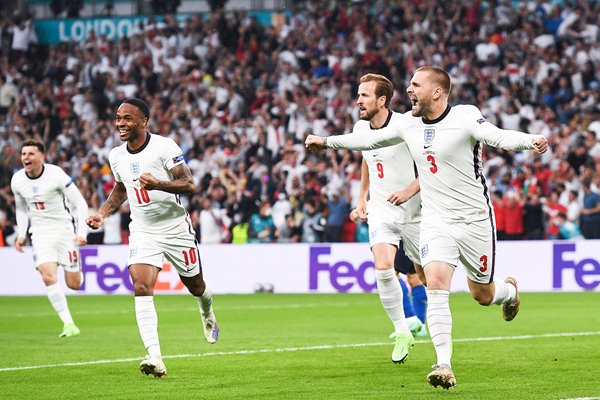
{"left": 134, "top": 187, "right": 150, "bottom": 204}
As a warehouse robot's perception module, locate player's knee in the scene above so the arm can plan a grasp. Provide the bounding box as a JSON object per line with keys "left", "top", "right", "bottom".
{"left": 471, "top": 291, "right": 493, "bottom": 306}
{"left": 187, "top": 280, "right": 206, "bottom": 297}
{"left": 133, "top": 281, "right": 154, "bottom": 295}
{"left": 373, "top": 263, "right": 394, "bottom": 271}
{"left": 66, "top": 280, "right": 81, "bottom": 290}
{"left": 407, "top": 273, "right": 422, "bottom": 287}
{"left": 39, "top": 272, "right": 57, "bottom": 286}
{"left": 180, "top": 274, "right": 206, "bottom": 296}
{"left": 65, "top": 272, "right": 82, "bottom": 290}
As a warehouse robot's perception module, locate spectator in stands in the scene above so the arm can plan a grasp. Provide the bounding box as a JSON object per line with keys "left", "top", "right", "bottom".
{"left": 523, "top": 192, "right": 545, "bottom": 240}
{"left": 198, "top": 196, "right": 230, "bottom": 244}
{"left": 300, "top": 199, "right": 325, "bottom": 243}
{"left": 580, "top": 180, "right": 600, "bottom": 239}
{"left": 557, "top": 212, "right": 583, "bottom": 240}
{"left": 0, "top": 74, "right": 17, "bottom": 116}
{"left": 563, "top": 189, "right": 582, "bottom": 225}
{"left": 503, "top": 191, "right": 524, "bottom": 240}
{"left": 248, "top": 200, "right": 275, "bottom": 243}
{"left": 324, "top": 190, "right": 350, "bottom": 243}
{"left": 491, "top": 191, "right": 506, "bottom": 240}
{"left": 276, "top": 213, "right": 301, "bottom": 243}
{"left": 543, "top": 189, "right": 567, "bottom": 239}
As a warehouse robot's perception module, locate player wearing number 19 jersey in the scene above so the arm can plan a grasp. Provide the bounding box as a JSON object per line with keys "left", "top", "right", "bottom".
{"left": 86, "top": 98, "right": 218, "bottom": 378}
{"left": 307, "top": 66, "right": 548, "bottom": 389}
{"left": 11, "top": 139, "right": 88, "bottom": 337}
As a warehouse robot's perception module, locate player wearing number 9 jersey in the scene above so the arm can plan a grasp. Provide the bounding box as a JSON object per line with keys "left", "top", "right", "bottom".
{"left": 306, "top": 67, "right": 548, "bottom": 389}
{"left": 347, "top": 74, "right": 426, "bottom": 365}
{"left": 86, "top": 98, "right": 218, "bottom": 378}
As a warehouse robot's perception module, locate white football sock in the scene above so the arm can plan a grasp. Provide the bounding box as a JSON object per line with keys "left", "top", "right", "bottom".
{"left": 46, "top": 283, "right": 74, "bottom": 324}
{"left": 135, "top": 296, "right": 161, "bottom": 357}
{"left": 427, "top": 289, "right": 452, "bottom": 367}
{"left": 491, "top": 279, "right": 517, "bottom": 305}
{"left": 375, "top": 269, "right": 411, "bottom": 335}
{"left": 195, "top": 285, "right": 214, "bottom": 318}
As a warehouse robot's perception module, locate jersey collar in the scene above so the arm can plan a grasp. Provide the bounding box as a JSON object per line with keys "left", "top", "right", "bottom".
{"left": 422, "top": 105, "right": 451, "bottom": 125}
{"left": 25, "top": 164, "right": 45, "bottom": 180}
{"left": 369, "top": 109, "right": 393, "bottom": 130}
{"left": 127, "top": 132, "right": 151, "bottom": 154}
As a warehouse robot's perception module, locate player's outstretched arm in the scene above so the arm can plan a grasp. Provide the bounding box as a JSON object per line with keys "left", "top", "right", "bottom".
{"left": 305, "top": 134, "right": 327, "bottom": 152}
{"left": 467, "top": 106, "right": 548, "bottom": 153}
{"left": 86, "top": 181, "right": 128, "bottom": 230}
{"left": 140, "top": 163, "right": 195, "bottom": 194}
{"left": 532, "top": 136, "right": 548, "bottom": 154}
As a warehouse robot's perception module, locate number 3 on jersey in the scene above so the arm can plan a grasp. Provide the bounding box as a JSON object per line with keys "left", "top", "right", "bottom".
{"left": 426, "top": 155, "right": 438, "bottom": 174}
{"left": 376, "top": 162, "right": 384, "bottom": 178}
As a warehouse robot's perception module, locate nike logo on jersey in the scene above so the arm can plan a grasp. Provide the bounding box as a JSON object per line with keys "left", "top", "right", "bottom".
{"left": 424, "top": 144, "right": 432, "bottom": 149}
{"left": 133, "top": 178, "right": 139, "bottom": 182}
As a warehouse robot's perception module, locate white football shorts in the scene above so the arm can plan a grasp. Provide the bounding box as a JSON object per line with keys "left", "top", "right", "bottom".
{"left": 31, "top": 233, "right": 81, "bottom": 272}
{"left": 127, "top": 229, "right": 201, "bottom": 277}
{"left": 419, "top": 216, "right": 496, "bottom": 284}
{"left": 368, "top": 215, "right": 421, "bottom": 266}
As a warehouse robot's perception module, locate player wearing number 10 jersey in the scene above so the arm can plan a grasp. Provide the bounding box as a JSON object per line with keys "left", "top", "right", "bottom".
{"left": 306, "top": 66, "right": 548, "bottom": 389}
{"left": 86, "top": 98, "right": 218, "bottom": 378}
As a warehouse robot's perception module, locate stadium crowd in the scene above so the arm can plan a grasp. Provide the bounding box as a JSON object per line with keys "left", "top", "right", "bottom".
{"left": 0, "top": 0, "right": 599, "bottom": 247}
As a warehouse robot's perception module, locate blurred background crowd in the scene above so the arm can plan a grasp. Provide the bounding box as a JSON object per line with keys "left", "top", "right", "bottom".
{"left": 0, "top": 0, "right": 599, "bottom": 247}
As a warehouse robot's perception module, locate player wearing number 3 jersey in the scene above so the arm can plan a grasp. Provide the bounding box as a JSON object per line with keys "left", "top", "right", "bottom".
{"left": 306, "top": 66, "right": 548, "bottom": 389}
{"left": 86, "top": 98, "right": 218, "bottom": 378}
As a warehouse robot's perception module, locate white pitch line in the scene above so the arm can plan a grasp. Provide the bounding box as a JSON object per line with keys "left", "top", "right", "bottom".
{"left": 1, "top": 331, "right": 599, "bottom": 373}
{"left": 561, "top": 398, "right": 600, "bottom": 400}
{"left": 3, "top": 302, "right": 353, "bottom": 318}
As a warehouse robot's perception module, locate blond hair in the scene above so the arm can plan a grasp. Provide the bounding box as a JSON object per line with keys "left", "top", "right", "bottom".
{"left": 415, "top": 66, "right": 452, "bottom": 94}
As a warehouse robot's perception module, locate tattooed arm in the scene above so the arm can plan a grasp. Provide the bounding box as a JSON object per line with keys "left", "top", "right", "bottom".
{"left": 139, "top": 163, "right": 195, "bottom": 195}
{"left": 85, "top": 181, "right": 128, "bottom": 230}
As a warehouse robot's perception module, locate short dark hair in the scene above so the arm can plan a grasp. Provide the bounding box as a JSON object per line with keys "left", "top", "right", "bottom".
{"left": 21, "top": 139, "right": 45, "bottom": 153}
{"left": 359, "top": 73, "right": 394, "bottom": 108}
{"left": 122, "top": 98, "right": 150, "bottom": 119}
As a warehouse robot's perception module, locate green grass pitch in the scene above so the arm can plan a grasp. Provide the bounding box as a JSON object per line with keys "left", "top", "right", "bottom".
{"left": 1, "top": 292, "right": 599, "bottom": 399}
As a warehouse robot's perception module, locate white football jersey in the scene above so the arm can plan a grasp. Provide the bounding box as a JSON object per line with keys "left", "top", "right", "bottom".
{"left": 11, "top": 164, "right": 87, "bottom": 238}
{"left": 328, "top": 105, "right": 538, "bottom": 222}
{"left": 109, "top": 133, "right": 191, "bottom": 233}
{"left": 354, "top": 111, "right": 421, "bottom": 223}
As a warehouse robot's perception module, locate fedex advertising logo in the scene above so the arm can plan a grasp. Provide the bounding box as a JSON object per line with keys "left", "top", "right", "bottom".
{"left": 80, "top": 247, "right": 186, "bottom": 293}
{"left": 553, "top": 243, "right": 600, "bottom": 290}
{"left": 309, "top": 246, "right": 376, "bottom": 292}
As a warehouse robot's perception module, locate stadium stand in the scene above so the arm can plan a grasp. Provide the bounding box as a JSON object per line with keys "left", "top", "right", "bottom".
{"left": 0, "top": 0, "right": 598, "bottom": 245}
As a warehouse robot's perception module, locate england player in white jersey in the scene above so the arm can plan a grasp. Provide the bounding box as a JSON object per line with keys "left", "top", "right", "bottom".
{"left": 86, "top": 98, "right": 218, "bottom": 378}
{"left": 11, "top": 139, "right": 88, "bottom": 338}
{"left": 346, "top": 73, "right": 425, "bottom": 364}
{"left": 306, "top": 66, "right": 548, "bottom": 389}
